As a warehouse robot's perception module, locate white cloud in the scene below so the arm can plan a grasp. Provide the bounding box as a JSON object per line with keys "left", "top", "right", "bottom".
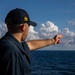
{"left": 27, "top": 21, "right": 75, "bottom": 49}
{"left": 61, "top": 28, "right": 75, "bottom": 47}
{"left": 0, "top": 23, "right": 7, "bottom": 38}
{"left": 38, "top": 21, "right": 59, "bottom": 39}
{"left": 68, "top": 19, "right": 75, "bottom": 26}
{"left": 27, "top": 21, "right": 59, "bottom": 40}
{"left": 0, "top": 21, "right": 75, "bottom": 50}
{"left": 63, "top": 28, "right": 75, "bottom": 37}
{"left": 26, "top": 26, "right": 39, "bottom": 40}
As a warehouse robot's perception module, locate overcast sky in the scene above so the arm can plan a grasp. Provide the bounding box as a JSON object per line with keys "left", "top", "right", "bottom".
{"left": 0, "top": 0, "right": 75, "bottom": 50}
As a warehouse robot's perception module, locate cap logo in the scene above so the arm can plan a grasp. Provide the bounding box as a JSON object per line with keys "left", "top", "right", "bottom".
{"left": 24, "top": 17, "right": 28, "bottom": 21}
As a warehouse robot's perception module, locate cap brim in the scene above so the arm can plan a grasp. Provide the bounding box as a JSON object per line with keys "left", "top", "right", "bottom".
{"left": 28, "top": 21, "right": 37, "bottom": 27}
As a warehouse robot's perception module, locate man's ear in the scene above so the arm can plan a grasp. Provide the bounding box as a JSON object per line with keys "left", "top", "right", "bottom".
{"left": 20, "top": 24, "right": 25, "bottom": 31}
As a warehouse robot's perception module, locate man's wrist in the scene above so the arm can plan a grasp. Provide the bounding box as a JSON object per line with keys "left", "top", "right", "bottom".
{"left": 50, "top": 38, "right": 56, "bottom": 45}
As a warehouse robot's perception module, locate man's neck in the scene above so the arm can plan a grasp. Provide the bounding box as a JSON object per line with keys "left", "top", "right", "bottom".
{"left": 12, "top": 33, "right": 22, "bottom": 43}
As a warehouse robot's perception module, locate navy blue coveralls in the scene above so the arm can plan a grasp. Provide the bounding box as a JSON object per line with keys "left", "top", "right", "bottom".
{"left": 0, "top": 32, "right": 31, "bottom": 75}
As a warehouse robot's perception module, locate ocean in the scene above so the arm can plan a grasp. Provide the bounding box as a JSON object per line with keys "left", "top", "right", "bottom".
{"left": 30, "top": 50, "right": 75, "bottom": 75}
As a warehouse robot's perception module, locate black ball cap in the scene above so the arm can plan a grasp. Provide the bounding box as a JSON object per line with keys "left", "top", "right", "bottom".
{"left": 5, "top": 8, "right": 37, "bottom": 26}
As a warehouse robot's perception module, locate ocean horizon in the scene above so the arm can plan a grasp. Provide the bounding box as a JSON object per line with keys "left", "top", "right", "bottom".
{"left": 30, "top": 50, "right": 75, "bottom": 75}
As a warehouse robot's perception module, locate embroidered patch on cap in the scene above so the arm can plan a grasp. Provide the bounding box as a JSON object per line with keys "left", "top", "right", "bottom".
{"left": 24, "top": 17, "right": 28, "bottom": 21}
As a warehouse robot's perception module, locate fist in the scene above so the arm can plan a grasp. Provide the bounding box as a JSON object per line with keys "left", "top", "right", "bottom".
{"left": 54, "top": 35, "right": 63, "bottom": 44}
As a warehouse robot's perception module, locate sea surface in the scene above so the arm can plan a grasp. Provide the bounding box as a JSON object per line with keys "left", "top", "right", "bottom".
{"left": 30, "top": 50, "right": 75, "bottom": 75}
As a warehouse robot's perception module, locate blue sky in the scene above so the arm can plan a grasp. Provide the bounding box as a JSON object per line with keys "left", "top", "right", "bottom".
{"left": 0, "top": 0, "right": 75, "bottom": 50}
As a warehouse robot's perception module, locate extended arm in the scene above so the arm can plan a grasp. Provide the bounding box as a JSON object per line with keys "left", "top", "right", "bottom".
{"left": 26, "top": 35, "right": 63, "bottom": 51}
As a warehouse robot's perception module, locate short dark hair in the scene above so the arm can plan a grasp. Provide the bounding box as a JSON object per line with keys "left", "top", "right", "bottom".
{"left": 7, "top": 24, "right": 21, "bottom": 33}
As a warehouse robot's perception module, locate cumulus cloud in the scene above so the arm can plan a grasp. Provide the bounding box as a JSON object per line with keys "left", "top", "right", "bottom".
{"left": 27, "top": 21, "right": 75, "bottom": 48}
{"left": 27, "top": 21, "right": 59, "bottom": 40}
{"left": 38, "top": 21, "right": 59, "bottom": 39}
{"left": 0, "top": 21, "right": 75, "bottom": 49}
{"left": 26, "top": 26, "right": 39, "bottom": 40}
{"left": 0, "top": 23, "right": 7, "bottom": 38}
{"left": 68, "top": 19, "right": 75, "bottom": 26}
{"left": 61, "top": 28, "right": 75, "bottom": 47}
